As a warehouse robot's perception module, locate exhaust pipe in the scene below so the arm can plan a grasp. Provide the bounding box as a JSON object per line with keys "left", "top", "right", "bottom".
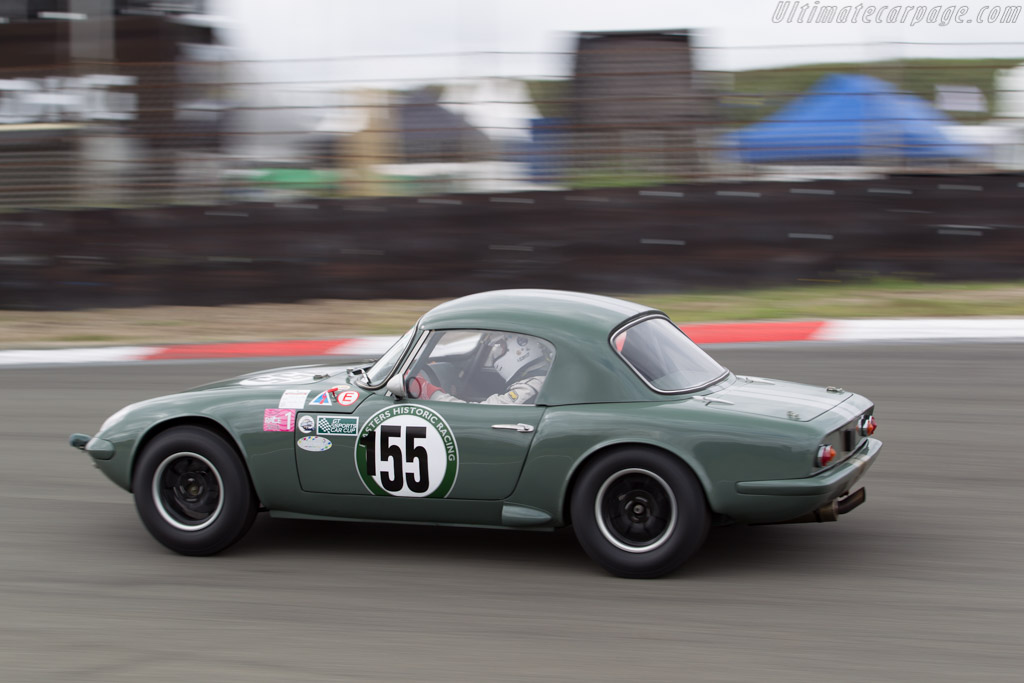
{"left": 836, "top": 487, "right": 867, "bottom": 516}
{"left": 780, "top": 488, "right": 866, "bottom": 524}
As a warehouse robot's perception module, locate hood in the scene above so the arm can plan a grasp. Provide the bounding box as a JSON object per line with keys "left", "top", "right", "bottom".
{"left": 184, "top": 363, "right": 367, "bottom": 393}
{"left": 700, "top": 376, "right": 851, "bottom": 422}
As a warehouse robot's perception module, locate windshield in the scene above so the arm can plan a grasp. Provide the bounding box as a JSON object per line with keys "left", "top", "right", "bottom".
{"left": 362, "top": 327, "right": 416, "bottom": 386}
{"left": 612, "top": 317, "right": 727, "bottom": 392}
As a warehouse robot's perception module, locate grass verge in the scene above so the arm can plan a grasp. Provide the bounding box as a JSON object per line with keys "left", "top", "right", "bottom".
{"left": 1, "top": 279, "right": 1023, "bottom": 349}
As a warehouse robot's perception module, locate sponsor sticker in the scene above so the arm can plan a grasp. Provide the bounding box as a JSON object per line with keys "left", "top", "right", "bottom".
{"left": 263, "top": 408, "right": 296, "bottom": 432}
{"left": 297, "top": 435, "right": 333, "bottom": 452}
{"left": 335, "top": 390, "right": 360, "bottom": 406}
{"left": 310, "top": 391, "right": 333, "bottom": 406}
{"left": 317, "top": 415, "right": 360, "bottom": 436}
{"left": 297, "top": 414, "right": 315, "bottom": 434}
{"left": 278, "top": 389, "right": 310, "bottom": 409}
{"left": 354, "top": 404, "right": 458, "bottom": 498}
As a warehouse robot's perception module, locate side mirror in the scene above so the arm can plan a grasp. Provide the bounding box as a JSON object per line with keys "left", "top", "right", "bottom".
{"left": 386, "top": 374, "right": 407, "bottom": 399}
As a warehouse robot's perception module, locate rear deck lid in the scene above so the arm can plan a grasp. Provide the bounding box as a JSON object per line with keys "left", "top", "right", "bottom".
{"left": 701, "top": 376, "right": 851, "bottom": 422}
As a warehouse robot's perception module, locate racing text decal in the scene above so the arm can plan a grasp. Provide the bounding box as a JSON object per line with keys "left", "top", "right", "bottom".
{"left": 355, "top": 405, "right": 458, "bottom": 498}
{"left": 317, "top": 416, "right": 359, "bottom": 436}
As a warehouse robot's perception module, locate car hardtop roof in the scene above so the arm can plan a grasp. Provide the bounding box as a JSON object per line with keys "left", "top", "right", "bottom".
{"left": 420, "top": 289, "right": 661, "bottom": 339}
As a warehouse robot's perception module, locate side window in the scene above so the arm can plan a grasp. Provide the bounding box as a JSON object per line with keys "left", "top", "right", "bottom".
{"left": 404, "top": 330, "right": 555, "bottom": 405}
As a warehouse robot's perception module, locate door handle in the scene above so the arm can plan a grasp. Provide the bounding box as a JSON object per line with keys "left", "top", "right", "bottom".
{"left": 491, "top": 423, "right": 535, "bottom": 433}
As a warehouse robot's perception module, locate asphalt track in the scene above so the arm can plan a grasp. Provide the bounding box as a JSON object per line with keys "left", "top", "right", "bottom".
{"left": 2, "top": 343, "right": 1022, "bottom": 682}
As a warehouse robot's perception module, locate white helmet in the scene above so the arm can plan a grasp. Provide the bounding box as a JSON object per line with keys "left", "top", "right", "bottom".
{"left": 491, "top": 334, "right": 548, "bottom": 382}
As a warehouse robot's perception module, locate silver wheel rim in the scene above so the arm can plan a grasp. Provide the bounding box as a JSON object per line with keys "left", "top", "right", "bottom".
{"left": 594, "top": 467, "right": 678, "bottom": 554}
{"left": 152, "top": 451, "right": 225, "bottom": 532}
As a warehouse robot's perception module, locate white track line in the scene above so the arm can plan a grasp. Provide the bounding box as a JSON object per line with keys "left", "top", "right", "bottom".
{"left": 818, "top": 318, "right": 1024, "bottom": 342}
{"left": 0, "top": 346, "right": 160, "bottom": 367}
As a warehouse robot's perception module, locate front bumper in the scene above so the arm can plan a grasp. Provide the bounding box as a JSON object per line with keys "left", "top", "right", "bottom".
{"left": 69, "top": 433, "right": 116, "bottom": 460}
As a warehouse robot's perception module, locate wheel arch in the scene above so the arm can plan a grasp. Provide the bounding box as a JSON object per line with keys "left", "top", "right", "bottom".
{"left": 129, "top": 416, "right": 246, "bottom": 493}
{"left": 560, "top": 440, "right": 711, "bottom": 526}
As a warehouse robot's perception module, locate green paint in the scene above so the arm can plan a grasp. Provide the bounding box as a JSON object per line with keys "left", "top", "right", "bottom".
{"left": 73, "top": 290, "right": 882, "bottom": 534}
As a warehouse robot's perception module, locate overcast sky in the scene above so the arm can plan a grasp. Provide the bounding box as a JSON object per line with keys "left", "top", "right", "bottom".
{"left": 209, "top": 0, "right": 1024, "bottom": 78}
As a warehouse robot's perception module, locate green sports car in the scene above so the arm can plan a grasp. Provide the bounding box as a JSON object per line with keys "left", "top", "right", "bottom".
{"left": 70, "top": 289, "right": 881, "bottom": 578}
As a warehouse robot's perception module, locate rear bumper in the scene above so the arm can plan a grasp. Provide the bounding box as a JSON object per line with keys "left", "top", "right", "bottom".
{"left": 736, "top": 438, "right": 881, "bottom": 497}
{"left": 718, "top": 438, "right": 881, "bottom": 524}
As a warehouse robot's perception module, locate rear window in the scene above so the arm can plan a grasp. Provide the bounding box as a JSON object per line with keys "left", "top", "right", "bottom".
{"left": 612, "top": 317, "right": 727, "bottom": 392}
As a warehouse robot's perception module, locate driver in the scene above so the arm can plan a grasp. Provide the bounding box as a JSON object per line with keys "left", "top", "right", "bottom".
{"left": 408, "top": 334, "right": 551, "bottom": 405}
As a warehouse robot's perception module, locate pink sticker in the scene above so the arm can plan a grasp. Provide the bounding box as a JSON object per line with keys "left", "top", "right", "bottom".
{"left": 336, "top": 390, "right": 360, "bottom": 406}
{"left": 263, "top": 408, "right": 296, "bottom": 432}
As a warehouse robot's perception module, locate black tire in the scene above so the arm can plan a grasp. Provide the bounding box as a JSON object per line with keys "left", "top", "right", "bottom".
{"left": 132, "top": 426, "right": 258, "bottom": 556}
{"left": 570, "top": 449, "right": 709, "bottom": 579}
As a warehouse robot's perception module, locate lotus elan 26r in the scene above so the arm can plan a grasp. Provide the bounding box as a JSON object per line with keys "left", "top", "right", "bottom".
{"left": 70, "top": 290, "right": 881, "bottom": 578}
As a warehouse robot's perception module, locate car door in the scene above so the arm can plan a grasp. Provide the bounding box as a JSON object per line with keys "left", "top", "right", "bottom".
{"left": 363, "top": 328, "right": 554, "bottom": 500}
{"left": 354, "top": 398, "right": 544, "bottom": 500}
{"left": 295, "top": 389, "right": 543, "bottom": 500}
{"left": 294, "top": 329, "right": 553, "bottom": 501}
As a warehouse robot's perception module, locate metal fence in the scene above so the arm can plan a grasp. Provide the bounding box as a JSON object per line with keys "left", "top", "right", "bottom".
{"left": 2, "top": 39, "right": 1024, "bottom": 210}
{"left": 5, "top": 173, "right": 1023, "bottom": 310}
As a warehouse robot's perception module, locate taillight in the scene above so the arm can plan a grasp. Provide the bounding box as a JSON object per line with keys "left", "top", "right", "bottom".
{"left": 858, "top": 415, "right": 877, "bottom": 437}
{"left": 816, "top": 444, "right": 837, "bottom": 467}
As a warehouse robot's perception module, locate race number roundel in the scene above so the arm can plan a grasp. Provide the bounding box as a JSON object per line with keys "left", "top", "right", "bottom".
{"left": 355, "top": 405, "right": 458, "bottom": 498}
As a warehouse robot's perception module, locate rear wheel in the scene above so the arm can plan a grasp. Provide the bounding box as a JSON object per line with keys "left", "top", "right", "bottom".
{"left": 132, "top": 426, "right": 257, "bottom": 556}
{"left": 571, "top": 449, "right": 709, "bottom": 578}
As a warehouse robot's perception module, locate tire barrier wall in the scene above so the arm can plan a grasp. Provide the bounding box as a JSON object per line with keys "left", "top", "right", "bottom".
{"left": 2, "top": 174, "right": 1023, "bottom": 310}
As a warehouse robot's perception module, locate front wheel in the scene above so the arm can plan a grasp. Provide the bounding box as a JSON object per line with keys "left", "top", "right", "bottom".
{"left": 132, "top": 426, "right": 257, "bottom": 556}
{"left": 571, "top": 449, "right": 709, "bottom": 578}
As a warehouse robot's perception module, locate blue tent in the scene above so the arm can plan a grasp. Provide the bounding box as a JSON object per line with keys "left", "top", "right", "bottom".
{"left": 732, "top": 74, "right": 974, "bottom": 163}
